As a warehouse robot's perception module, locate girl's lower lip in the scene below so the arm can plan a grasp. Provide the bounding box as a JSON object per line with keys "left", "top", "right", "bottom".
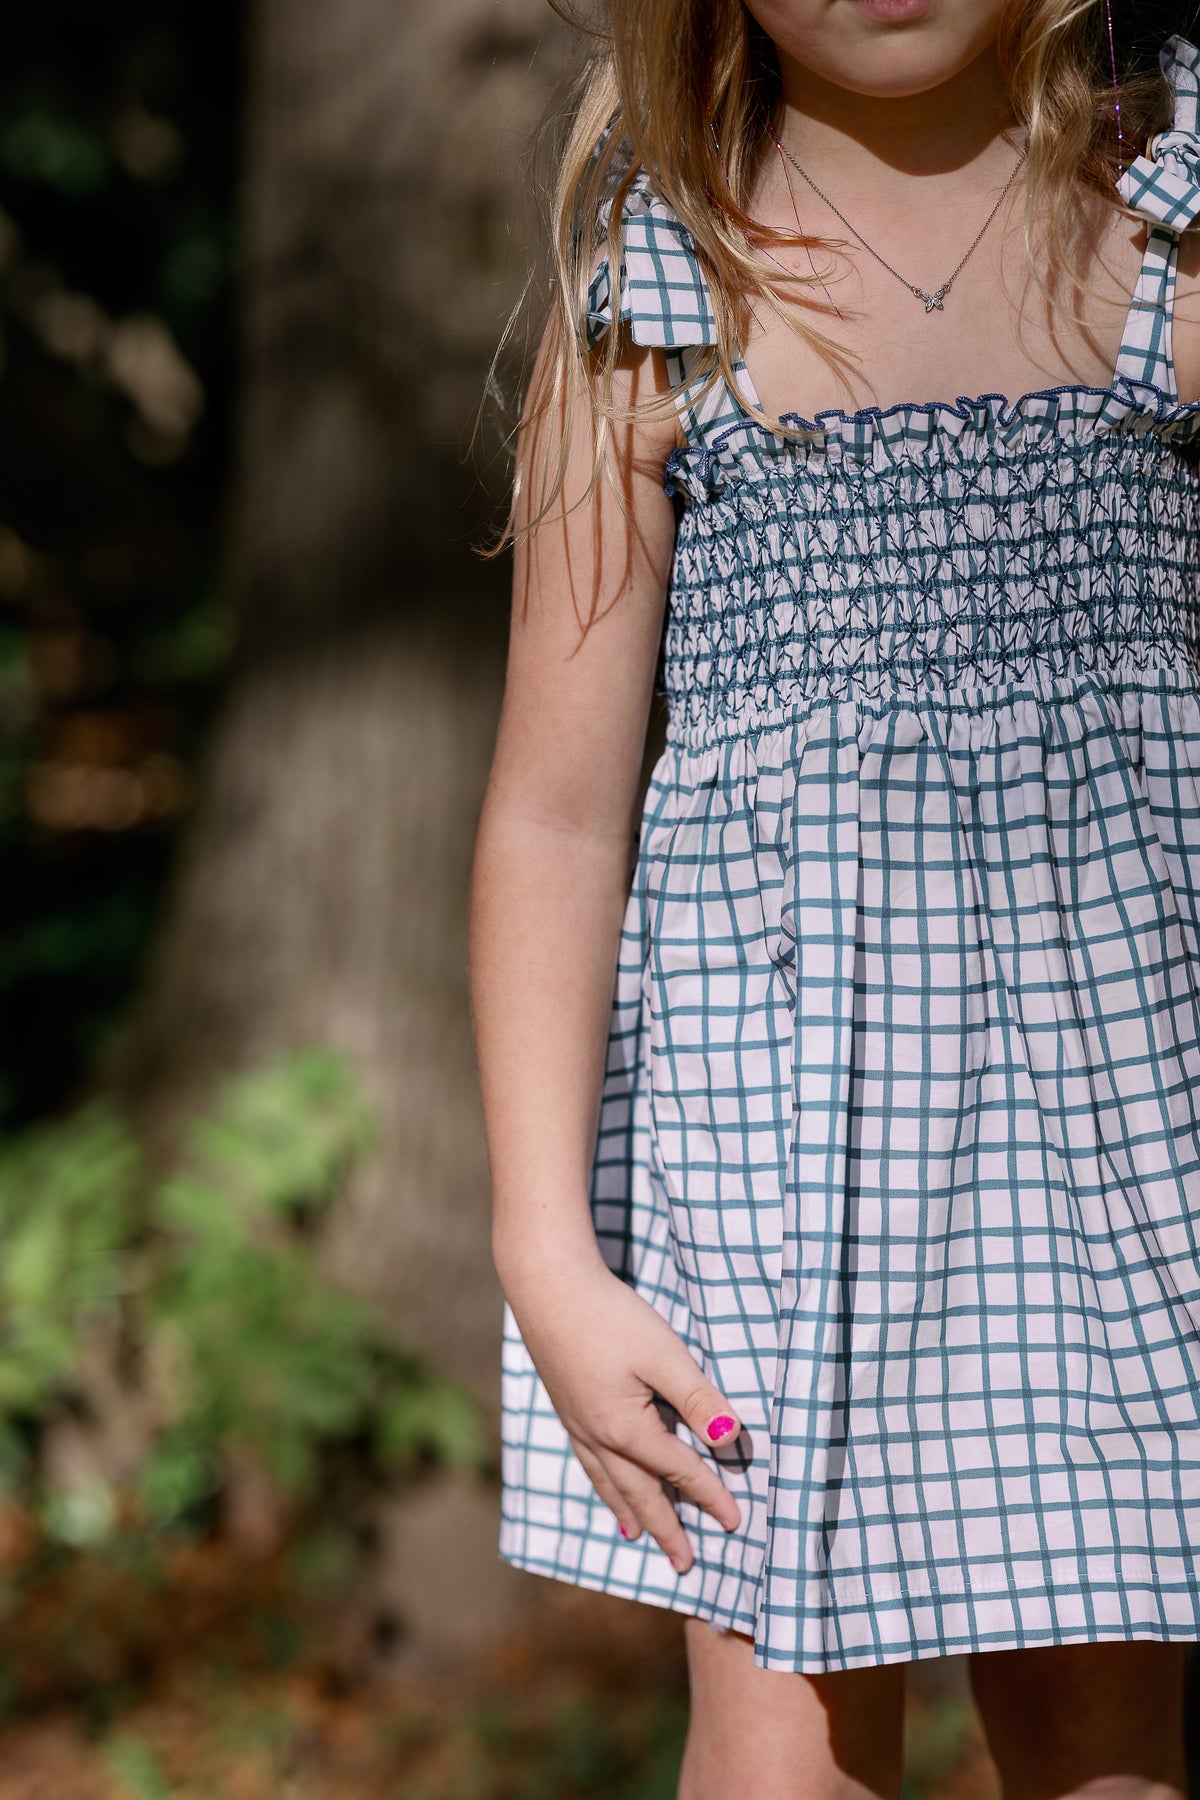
{"left": 849, "top": 0, "right": 936, "bottom": 20}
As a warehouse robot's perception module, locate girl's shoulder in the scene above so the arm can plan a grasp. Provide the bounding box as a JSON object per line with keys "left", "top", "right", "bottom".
{"left": 1170, "top": 228, "right": 1200, "bottom": 407}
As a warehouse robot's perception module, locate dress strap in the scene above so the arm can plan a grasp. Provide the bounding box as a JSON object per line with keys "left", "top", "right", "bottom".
{"left": 585, "top": 167, "right": 752, "bottom": 455}
{"left": 1112, "top": 34, "right": 1200, "bottom": 395}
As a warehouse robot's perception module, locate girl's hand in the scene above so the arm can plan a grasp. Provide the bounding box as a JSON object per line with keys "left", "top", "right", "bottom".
{"left": 503, "top": 1254, "right": 743, "bottom": 1573}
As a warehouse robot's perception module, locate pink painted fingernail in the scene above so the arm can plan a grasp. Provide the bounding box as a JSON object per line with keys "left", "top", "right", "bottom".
{"left": 706, "top": 1414, "right": 737, "bottom": 1442}
{"left": 619, "top": 1523, "right": 629, "bottom": 1537}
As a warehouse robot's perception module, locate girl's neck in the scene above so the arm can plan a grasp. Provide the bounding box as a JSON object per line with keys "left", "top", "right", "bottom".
{"left": 774, "top": 42, "right": 1019, "bottom": 180}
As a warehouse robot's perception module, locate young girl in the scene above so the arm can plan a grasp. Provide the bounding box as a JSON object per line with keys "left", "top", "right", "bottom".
{"left": 469, "top": 1, "right": 1200, "bottom": 1791}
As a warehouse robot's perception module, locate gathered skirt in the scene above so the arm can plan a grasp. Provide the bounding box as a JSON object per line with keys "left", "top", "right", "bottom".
{"left": 498, "top": 662, "right": 1200, "bottom": 1673}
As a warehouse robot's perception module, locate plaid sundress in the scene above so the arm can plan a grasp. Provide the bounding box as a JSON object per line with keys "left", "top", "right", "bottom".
{"left": 498, "top": 33, "right": 1200, "bottom": 1673}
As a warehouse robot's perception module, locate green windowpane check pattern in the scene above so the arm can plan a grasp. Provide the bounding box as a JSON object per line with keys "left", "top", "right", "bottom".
{"left": 501, "top": 36, "right": 1200, "bottom": 1673}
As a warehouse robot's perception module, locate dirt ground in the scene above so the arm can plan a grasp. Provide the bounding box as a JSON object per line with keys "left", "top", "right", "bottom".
{"left": 0, "top": 1539, "right": 1002, "bottom": 1800}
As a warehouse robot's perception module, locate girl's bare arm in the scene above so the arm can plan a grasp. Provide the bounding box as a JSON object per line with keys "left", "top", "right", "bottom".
{"left": 468, "top": 324, "right": 743, "bottom": 1570}
{"left": 470, "top": 326, "right": 675, "bottom": 1282}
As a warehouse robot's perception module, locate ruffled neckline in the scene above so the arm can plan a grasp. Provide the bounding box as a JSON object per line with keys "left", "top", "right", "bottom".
{"left": 663, "top": 374, "right": 1200, "bottom": 503}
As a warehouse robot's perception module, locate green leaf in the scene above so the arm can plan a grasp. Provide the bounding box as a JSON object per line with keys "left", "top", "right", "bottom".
{"left": 0, "top": 113, "right": 109, "bottom": 196}
{"left": 41, "top": 1478, "right": 118, "bottom": 1549}
{"left": 102, "top": 1733, "right": 171, "bottom": 1800}
{"left": 138, "top": 1436, "right": 220, "bottom": 1526}
{"left": 172, "top": 1048, "right": 375, "bottom": 1221}
{"left": 375, "top": 1377, "right": 491, "bottom": 1471}
{"left": 3, "top": 1213, "right": 68, "bottom": 1308}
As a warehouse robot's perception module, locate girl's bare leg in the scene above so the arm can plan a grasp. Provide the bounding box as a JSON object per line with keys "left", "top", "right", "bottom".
{"left": 968, "top": 1641, "right": 1188, "bottom": 1800}
{"left": 677, "top": 1618, "right": 906, "bottom": 1800}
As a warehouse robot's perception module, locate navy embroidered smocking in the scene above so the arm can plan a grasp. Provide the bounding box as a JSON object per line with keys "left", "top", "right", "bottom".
{"left": 499, "top": 33, "right": 1200, "bottom": 1673}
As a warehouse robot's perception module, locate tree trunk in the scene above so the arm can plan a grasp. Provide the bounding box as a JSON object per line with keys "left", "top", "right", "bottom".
{"left": 116, "top": 0, "right": 573, "bottom": 1669}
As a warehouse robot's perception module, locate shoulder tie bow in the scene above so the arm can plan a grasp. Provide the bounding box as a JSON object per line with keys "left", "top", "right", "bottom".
{"left": 586, "top": 168, "right": 718, "bottom": 350}
{"left": 1116, "top": 34, "right": 1200, "bottom": 232}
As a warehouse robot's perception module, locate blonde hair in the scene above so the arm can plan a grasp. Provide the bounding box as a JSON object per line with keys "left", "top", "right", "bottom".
{"left": 483, "top": 0, "right": 1171, "bottom": 556}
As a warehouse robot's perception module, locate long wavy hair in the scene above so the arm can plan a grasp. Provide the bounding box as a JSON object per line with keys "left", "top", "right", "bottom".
{"left": 482, "top": 0, "right": 1180, "bottom": 556}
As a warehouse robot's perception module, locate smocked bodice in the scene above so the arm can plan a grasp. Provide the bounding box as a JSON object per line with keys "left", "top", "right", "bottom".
{"left": 584, "top": 35, "right": 1200, "bottom": 753}
{"left": 662, "top": 389, "right": 1200, "bottom": 749}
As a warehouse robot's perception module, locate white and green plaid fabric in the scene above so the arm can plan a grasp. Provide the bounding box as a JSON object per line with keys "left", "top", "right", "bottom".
{"left": 500, "top": 35, "right": 1200, "bottom": 1673}
{"left": 1116, "top": 32, "right": 1200, "bottom": 394}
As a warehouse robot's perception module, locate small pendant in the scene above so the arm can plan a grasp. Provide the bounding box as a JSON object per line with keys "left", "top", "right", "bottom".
{"left": 915, "top": 285, "right": 949, "bottom": 312}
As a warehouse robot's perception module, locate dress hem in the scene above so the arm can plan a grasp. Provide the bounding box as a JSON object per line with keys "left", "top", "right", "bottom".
{"left": 497, "top": 1538, "right": 1200, "bottom": 1674}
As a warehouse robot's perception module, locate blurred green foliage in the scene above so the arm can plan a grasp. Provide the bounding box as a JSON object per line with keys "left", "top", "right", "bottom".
{"left": 398, "top": 1689, "right": 692, "bottom": 1800}
{"left": 0, "top": 1111, "right": 133, "bottom": 1406}
{"left": 0, "top": 1049, "right": 489, "bottom": 1553}
{"left": 901, "top": 1695, "right": 979, "bottom": 1800}
{"left": 0, "top": 0, "right": 239, "bottom": 1125}
{"left": 103, "top": 1734, "right": 172, "bottom": 1800}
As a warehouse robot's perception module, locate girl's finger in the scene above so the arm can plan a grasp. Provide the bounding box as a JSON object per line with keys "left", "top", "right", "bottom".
{"left": 578, "top": 1439, "right": 685, "bottom": 1564}
{"left": 600, "top": 1448, "right": 698, "bottom": 1571}
{"left": 577, "top": 1440, "right": 690, "bottom": 1568}
{"left": 639, "top": 1334, "right": 744, "bottom": 1458}
{"left": 624, "top": 1403, "right": 742, "bottom": 1532}
{"left": 572, "top": 1440, "right": 644, "bottom": 1543}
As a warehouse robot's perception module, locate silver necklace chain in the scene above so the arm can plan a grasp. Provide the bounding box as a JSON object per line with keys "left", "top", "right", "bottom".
{"left": 773, "top": 134, "right": 1029, "bottom": 312}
